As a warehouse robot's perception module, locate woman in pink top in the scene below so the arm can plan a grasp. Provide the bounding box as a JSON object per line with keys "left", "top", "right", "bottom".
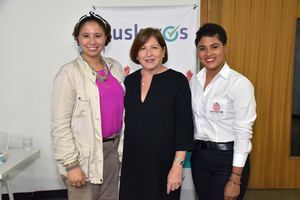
{"left": 51, "top": 11, "right": 125, "bottom": 200}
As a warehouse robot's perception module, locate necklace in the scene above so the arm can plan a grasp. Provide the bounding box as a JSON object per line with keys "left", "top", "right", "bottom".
{"left": 95, "top": 64, "right": 109, "bottom": 83}
{"left": 140, "top": 67, "right": 164, "bottom": 87}
{"left": 82, "top": 55, "right": 109, "bottom": 82}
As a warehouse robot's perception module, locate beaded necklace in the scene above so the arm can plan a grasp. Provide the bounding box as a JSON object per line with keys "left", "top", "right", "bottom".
{"left": 95, "top": 64, "right": 108, "bottom": 82}
{"left": 82, "top": 55, "right": 109, "bottom": 82}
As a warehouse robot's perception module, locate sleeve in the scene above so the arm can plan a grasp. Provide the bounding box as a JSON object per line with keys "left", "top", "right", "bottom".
{"left": 117, "top": 76, "right": 129, "bottom": 163}
{"left": 51, "top": 66, "right": 78, "bottom": 166}
{"left": 175, "top": 74, "right": 194, "bottom": 151}
{"left": 232, "top": 77, "right": 257, "bottom": 167}
{"left": 107, "top": 57, "right": 125, "bottom": 82}
{"left": 114, "top": 59, "right": 124, "bottom": 80}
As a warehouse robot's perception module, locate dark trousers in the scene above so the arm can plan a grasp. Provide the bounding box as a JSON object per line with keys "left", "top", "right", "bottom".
{"left": 191, "top": 144, "right": 250, "bottom": 200}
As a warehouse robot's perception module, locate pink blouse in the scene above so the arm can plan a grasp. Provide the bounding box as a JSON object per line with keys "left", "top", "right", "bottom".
{"left": 96, "top": 69, "right": 124, "bottom": 139}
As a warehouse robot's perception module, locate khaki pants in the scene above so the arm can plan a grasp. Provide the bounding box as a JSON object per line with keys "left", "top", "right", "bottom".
{"left": 66, "top": 138, "right": 120, "bottom": 200}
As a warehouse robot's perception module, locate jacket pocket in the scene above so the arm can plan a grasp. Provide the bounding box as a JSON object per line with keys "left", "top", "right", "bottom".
{"left": 71, "top": 92, "right": 93, "bottom": 140}
{"left": 73, "top": 92, "right": 89, "bottom": 117}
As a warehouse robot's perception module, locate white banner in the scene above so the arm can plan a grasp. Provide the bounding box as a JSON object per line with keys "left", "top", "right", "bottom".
{"left": 96, "top": 5, "right": 198, "bottom": 200}
{"left": 96, "top": 5, "right": 198, "bottom": 74}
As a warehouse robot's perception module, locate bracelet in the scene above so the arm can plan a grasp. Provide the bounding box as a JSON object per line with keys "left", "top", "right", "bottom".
{"left": 66, "top": 164, "right": 79, "bottom": 171}
{"left": 174, "top": 157, "right": 184, "bottom": 166}
{"left": 229, "top": 178, "right": 241, "bottom": 185}
{"left": 64, "top": 160, "right": 79, "bottom": 171}
{"left": 231, "top": 172, "right": 242, "bottom": 177}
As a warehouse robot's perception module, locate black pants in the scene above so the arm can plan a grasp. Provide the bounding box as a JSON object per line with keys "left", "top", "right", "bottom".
{"left": 191, "top": 143, "right": 250, "bottom": 200}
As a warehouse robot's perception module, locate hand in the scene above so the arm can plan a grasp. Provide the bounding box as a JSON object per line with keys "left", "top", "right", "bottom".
{"left": 167, "top": 161, "right": 183, "bottom": 194}
{"left": 67, "top": 167, "right": 86, "bottom": 188}
{"left": 124, "top": 65, "right": 131, "bottom": 76}
{"left": 185, "top": 70, "right": 193, "bottom": 82}
{"left": 224, "top": 179, "right": 240, "bottom": 200}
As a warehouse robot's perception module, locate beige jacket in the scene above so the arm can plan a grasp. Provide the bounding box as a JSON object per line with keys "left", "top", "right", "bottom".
{"left": 51, "top": 55, "right": 124, "bottom": 184}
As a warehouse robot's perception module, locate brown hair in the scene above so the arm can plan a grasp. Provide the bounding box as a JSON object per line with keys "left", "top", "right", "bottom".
{"left": 130, "top": 27, "right": 168, "bottom": 64}
{"left": 72, "top": 12, "right": 112, "bottom": 46}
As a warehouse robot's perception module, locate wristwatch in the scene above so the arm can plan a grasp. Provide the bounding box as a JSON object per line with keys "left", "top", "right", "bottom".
{"left": 174, "top": 157, "right": 184, "bottom": 166}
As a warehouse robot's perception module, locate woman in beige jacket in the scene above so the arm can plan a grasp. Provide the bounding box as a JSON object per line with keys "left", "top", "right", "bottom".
{"left": 51, "top": 11, "right": 125, "bottom": 200}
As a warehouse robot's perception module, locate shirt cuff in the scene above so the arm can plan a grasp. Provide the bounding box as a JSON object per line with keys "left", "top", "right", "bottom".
{"left": 233, "top": 152, "right": 248, "bottom": 167}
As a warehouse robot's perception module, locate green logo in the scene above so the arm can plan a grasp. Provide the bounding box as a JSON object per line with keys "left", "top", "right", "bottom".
{"left": 163, "top": 25, "right": 181, "bottom": 42}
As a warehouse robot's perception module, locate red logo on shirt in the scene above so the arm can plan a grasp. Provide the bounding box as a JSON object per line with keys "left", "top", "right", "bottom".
{"left": 213, "top": 102, "right": 220, "bottom": 112}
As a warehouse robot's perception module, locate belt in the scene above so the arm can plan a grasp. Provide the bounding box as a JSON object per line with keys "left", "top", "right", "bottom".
{"left": 103, "top": 134, "right": 120, "bottom": 143}
{"left": 195, "top": 140, "right": 234, "bottom": 151}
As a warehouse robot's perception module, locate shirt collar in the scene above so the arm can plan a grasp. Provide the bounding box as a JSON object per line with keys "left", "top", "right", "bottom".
{"left": 195, "top": 62, "right": 231, "bottom": 86}
{"left": 219, "top": 62, "right": 230, "bottom": 80}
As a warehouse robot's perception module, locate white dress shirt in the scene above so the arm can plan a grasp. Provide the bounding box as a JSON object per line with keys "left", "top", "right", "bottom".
{"left": 190, "top": 63, "right": 256, "bottom": 167}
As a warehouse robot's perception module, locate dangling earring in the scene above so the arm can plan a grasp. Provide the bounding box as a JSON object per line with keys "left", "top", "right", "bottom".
{"left": 76, "top": 39, "right": 82, "bottom": 53}
{"left": 77, "top": 46, "right": 82, "bottom": 53}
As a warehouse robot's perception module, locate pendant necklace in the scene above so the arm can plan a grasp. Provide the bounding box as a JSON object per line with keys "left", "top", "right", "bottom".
{"left": 140, "top": 67, "right": 161, "bottom": 87}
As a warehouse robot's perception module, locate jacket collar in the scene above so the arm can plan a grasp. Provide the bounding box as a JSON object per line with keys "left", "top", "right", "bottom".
{"left": 77, "top": 55, "right": 97, "bottom": 82}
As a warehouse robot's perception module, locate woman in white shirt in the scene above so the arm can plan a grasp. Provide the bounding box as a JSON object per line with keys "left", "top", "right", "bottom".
{"left": 189, "top": 23, "right": 256, "bottom": 200}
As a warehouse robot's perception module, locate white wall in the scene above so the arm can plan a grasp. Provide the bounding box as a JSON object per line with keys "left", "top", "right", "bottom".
{"left": 0, "top": 0, "right": 198, "bottom": 193}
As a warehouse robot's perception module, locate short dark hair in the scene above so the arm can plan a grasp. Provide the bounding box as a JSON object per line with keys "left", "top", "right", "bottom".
{"left": 195, "top": 23, "right": 227, "bottom": 46}
{"left": 130, "top": 28, "right": 168, "bottom": 64}
{"left": 72, "top": 13, "right": 112, "bottom": 46}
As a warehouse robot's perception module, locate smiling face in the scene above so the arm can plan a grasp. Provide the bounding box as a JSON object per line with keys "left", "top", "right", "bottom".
{"left": 197, "top": 35, "right": 226, "bottom": 74}
{"left": 137, "top": 36, "right": 165, "bottom": 71}
{"left": 77, "top": 21, "right": 107, "bottom": 59}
